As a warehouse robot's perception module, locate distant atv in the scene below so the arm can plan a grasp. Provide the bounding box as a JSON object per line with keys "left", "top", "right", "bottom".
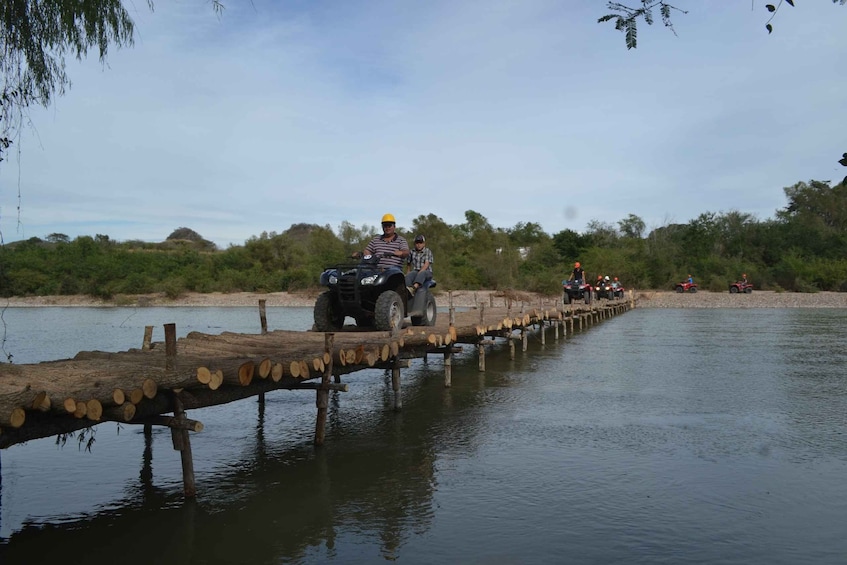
{"left": 563, "top": 279, "right": 592, "bottom": 304}
{"left": 314, "top": 253, "right": 436, "bottom": 332}
{"left": 729, "top": 281, "right": 754, "bottom": 294}
{"left": 675, "top": 281, "right": 698, "bottom": 293}
{"left": 611, "top": 282, "right": 625, "bottom": 299}
{"left": 594, "top": 280, "right": 613, "bottom": 300}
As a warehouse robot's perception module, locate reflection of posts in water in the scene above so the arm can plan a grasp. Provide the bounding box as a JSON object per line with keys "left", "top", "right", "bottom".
{"left": 255, "top": 392, "right": 266, "bottom": 460}
{"left": 140, "top": 423, "right": 153, "bottom": 488}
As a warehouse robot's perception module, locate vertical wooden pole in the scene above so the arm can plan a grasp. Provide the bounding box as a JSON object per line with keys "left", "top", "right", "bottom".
{"left": 478, "top": 342, "right": 486, "bottom": 371}
{"left": 315, "top": 333, "right": 334, "bottom": 445}
{"left": 258, "top": 299, "right": 268, "bottom": 334}
{"left": 509, "top": 337, "right": 515, "bottom": 360}
{"left": 489, "top": 293, "right": 494, "bottom": 308}
{"left": 259, "top": 298, "right": 267, "bottom": 405}
{"left": 554, "top": 319, "right": 559, "bottom": 340}
{"left": 164, "top": 323, "right": 176, "bottom": 370}
{"left": 522, "top": 329, "right": 528, "bottom": 352}
{"left": 444, "top": 349, "right": 452, "bottom": 387}
{"left": 142, "top": 326, "right": 153, "bottom": 350}
{"left": 449, "top": 291, "right": 455, "bottom": 326}
{"left": 171, "top": 393, "right": 196, "bottom": 498}
{"left": 541, "top": 322, "right": 546, "bottom": 345}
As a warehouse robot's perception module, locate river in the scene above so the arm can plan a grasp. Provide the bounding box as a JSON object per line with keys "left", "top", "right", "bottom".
{"left": 1, "top": 306, "right": 846, "bottom": 564}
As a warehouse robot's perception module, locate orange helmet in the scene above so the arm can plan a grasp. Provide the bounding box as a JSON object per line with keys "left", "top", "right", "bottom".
{"left": 574, "top": 262, "right": 580, "bottom": 268}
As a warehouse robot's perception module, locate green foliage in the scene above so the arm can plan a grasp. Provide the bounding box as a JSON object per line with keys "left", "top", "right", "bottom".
{"left": 3, "top": 183, "right": 847, "bottom": 299}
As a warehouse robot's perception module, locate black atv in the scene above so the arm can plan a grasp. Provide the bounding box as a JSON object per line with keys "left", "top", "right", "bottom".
{"left": 594, "top": 280, "right": 613, "bottom": 300}
{"left": 314, "top": 253, "right": 437, "bottom": 332}
{"left": 562, "top": 278, "right": 592, "bottom": 305}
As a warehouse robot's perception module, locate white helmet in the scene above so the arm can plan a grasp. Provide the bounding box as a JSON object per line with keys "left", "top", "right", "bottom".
{"left": 604, "top": 275, "right": 610, "bottom": 281}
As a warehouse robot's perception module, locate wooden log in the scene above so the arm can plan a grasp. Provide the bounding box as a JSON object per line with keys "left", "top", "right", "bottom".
{"left": 197, "top": 366, "right": 212, "bottom": 385}
{"left": 238, "top": 361, "right": 255, "bottom": 386}
{"left": 8, "top": 407, "right": 25, "bottom": 428}
{"left": 209, "top": 370, "right": 223, "bottom": 390}
{"left": 112, "top": 388, "right": 125, "bottom": 406}
{"left": 257, "top": 358, "right": 272, "bottom": 379}
{"left": 73, "top": 401, "right": 87, "bottom": 419}
{"left": 289, "top": 361, "right": 301, "bottom": 379}
{"left": 129, "top": 388, "right": 144, "bottom": 404}
{"left": 142, "top": 378, "right": 158, "bottom": 399}
{"left": 86, "top": 399, "right": 103, "bottom": 421}
{"left": 31, "top": 391, "right": 51, "bottom": 412}
{"left": 271, "top": 363, "right": 284, "bottom": 382}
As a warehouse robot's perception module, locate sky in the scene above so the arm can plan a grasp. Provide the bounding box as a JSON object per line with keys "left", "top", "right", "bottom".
{"left": 0, "top": 0, "right": 845, "bottom": 249}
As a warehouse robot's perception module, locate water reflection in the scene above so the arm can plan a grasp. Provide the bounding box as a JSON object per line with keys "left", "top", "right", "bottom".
{"left": 2, "top": 309, "right": 847, "bottom": 564}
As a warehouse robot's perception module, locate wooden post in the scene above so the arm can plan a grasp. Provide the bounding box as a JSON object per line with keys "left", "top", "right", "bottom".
{"left": 392, "top": 357, "right": 402, "bottom": 411}
{"left": 478, "top": 342, "right": 486, "bottom": 371}
{"left": 449, "top": 291, "right": 455, "bottom": 326}
{"left": 479, "top": 302, "right": 485, "bottom": 326}
{"left": 142, "top": 326, "right": 153, "bottom": 350}
{"left": 489, "top": 293, "right": 494, "bottom": 308}
{"left": 164, "top": 323, "right": 176, "bottom": 370}
{"left": 258, "top": 299, "right": 268, "bottom": 334}
{"left": 444, "top": 349, "right": 452, "bottom": 387}
{"left": 315, "top": 333, "right": 334, "bottom": 445}
{"left": 554, "top": 319, "right": 559, "bottom": 340}
{"left": 522, "top": 329, "right": 528, "bottom": 352}
{"left": 171, "top": 393, "right": 196, "bottom": 498}
{"left": 509, "top": 337, "right": 515, "bottom": 360}
{"left": 540, "top": 322, "right": 546, "bottom": 345}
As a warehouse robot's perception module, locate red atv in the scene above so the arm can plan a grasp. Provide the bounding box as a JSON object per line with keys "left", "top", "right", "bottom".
{"left": 729, "top": 281, "right": 753, "bottom": 294}
{"left": 675, "top": 281, "right": 698, "bottom": 293}
{"left": 562, "top": 278, "right": 592, "bottom": 304}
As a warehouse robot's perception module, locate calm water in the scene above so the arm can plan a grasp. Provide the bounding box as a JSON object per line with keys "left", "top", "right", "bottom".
{"left": 1, "top": 306, "right": 846, "bottom": 564}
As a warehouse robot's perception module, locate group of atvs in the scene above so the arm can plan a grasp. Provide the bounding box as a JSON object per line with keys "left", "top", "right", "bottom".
{"left": 562, "top": 276, "right": 625, "bottom": 305}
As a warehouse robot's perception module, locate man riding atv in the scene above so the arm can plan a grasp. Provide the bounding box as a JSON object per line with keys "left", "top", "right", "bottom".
{"left": 313, "top": 213, "right": 437, "bottom": 331}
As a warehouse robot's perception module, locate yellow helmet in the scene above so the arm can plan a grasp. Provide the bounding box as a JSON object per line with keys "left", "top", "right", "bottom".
{"left": 381, "top": 213, "right": 396, "bottom": 224}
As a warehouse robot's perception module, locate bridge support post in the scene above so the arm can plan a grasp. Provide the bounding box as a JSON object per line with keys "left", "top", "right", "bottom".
{"left": 315, "top": 333, "right": 334, "bottom": 445}
{"left": 171, "top": 393, "right": 197, "bottom": 498}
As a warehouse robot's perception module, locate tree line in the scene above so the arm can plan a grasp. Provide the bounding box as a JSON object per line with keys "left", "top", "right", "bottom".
{"left": 1, "top": 179, "right": 846, "bottom": 299}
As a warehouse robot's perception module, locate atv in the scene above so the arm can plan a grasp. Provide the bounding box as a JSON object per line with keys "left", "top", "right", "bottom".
{"left": 729, "top": 281, "right": 753, "bottom": 294}
{"left": 314, "top": 253, "right": 437, "bottom": 332}
{"left": 610, "top": 282, "right": 625, "bottom": 299}
{"left": 562, "top": 278, "right": 592, "bottom": 305}
{"left": 675, "top": 281, "right": 698, "bottom": 293}
{"left": 594, "top": 280, "right": 613, "bottom": 300}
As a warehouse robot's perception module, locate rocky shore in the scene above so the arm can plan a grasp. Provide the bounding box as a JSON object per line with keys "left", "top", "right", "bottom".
{"left": 3, "top": 289, "right": 847, "bottom": 309}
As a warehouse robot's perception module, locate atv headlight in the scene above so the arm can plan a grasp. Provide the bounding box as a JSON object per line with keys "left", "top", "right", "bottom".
{"left": 360, "top": 274, "right": 379, "bottom": 285}
{"left": 329, "top": 275, "right": 338, "bottom": 284}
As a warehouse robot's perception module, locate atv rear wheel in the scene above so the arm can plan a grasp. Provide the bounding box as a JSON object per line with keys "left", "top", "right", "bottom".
{"left": 744, "top": 287, "right": 753, "bottom": 294}
{"left": 689, "top": 286, "right": 697, "bottom": 293}
{"left": 375, "top": 290, "right": 404, "bottom": 331}
{"left": 411, "top": 293, "right": 437, "bottom": 326}
{"left": 314, "top": 291, "right": 344, "bottom": 331}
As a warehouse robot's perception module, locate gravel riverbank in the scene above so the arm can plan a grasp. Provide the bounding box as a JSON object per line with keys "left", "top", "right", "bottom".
{"left": 3, "top": 289, "right": 847, "bottom": 309}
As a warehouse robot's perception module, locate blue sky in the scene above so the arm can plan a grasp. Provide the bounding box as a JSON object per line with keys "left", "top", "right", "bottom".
{"left": 1, "top": 1, "right": 845, "bottom": 248}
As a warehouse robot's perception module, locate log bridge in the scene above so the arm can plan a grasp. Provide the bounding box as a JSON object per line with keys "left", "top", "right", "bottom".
{"left": 0, "top": 291, "right": 634, "bottom": 496}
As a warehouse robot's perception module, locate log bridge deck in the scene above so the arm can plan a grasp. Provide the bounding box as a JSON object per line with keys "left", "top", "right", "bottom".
{"left": 0, "top": 292, "right": 633, "bottom": 496}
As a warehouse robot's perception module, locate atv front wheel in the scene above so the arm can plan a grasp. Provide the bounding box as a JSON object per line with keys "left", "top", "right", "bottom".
{"left": 676, "top": 285, "right": 684, "bottom": 293}
{"left": 314, "top": 291, "right": 344, "bottom": 331}
{"left": 730, "top": 286, "right": 739, "bottom": 294}
{"left": 375, "top": 290, "right": 404, "bottom": 331}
